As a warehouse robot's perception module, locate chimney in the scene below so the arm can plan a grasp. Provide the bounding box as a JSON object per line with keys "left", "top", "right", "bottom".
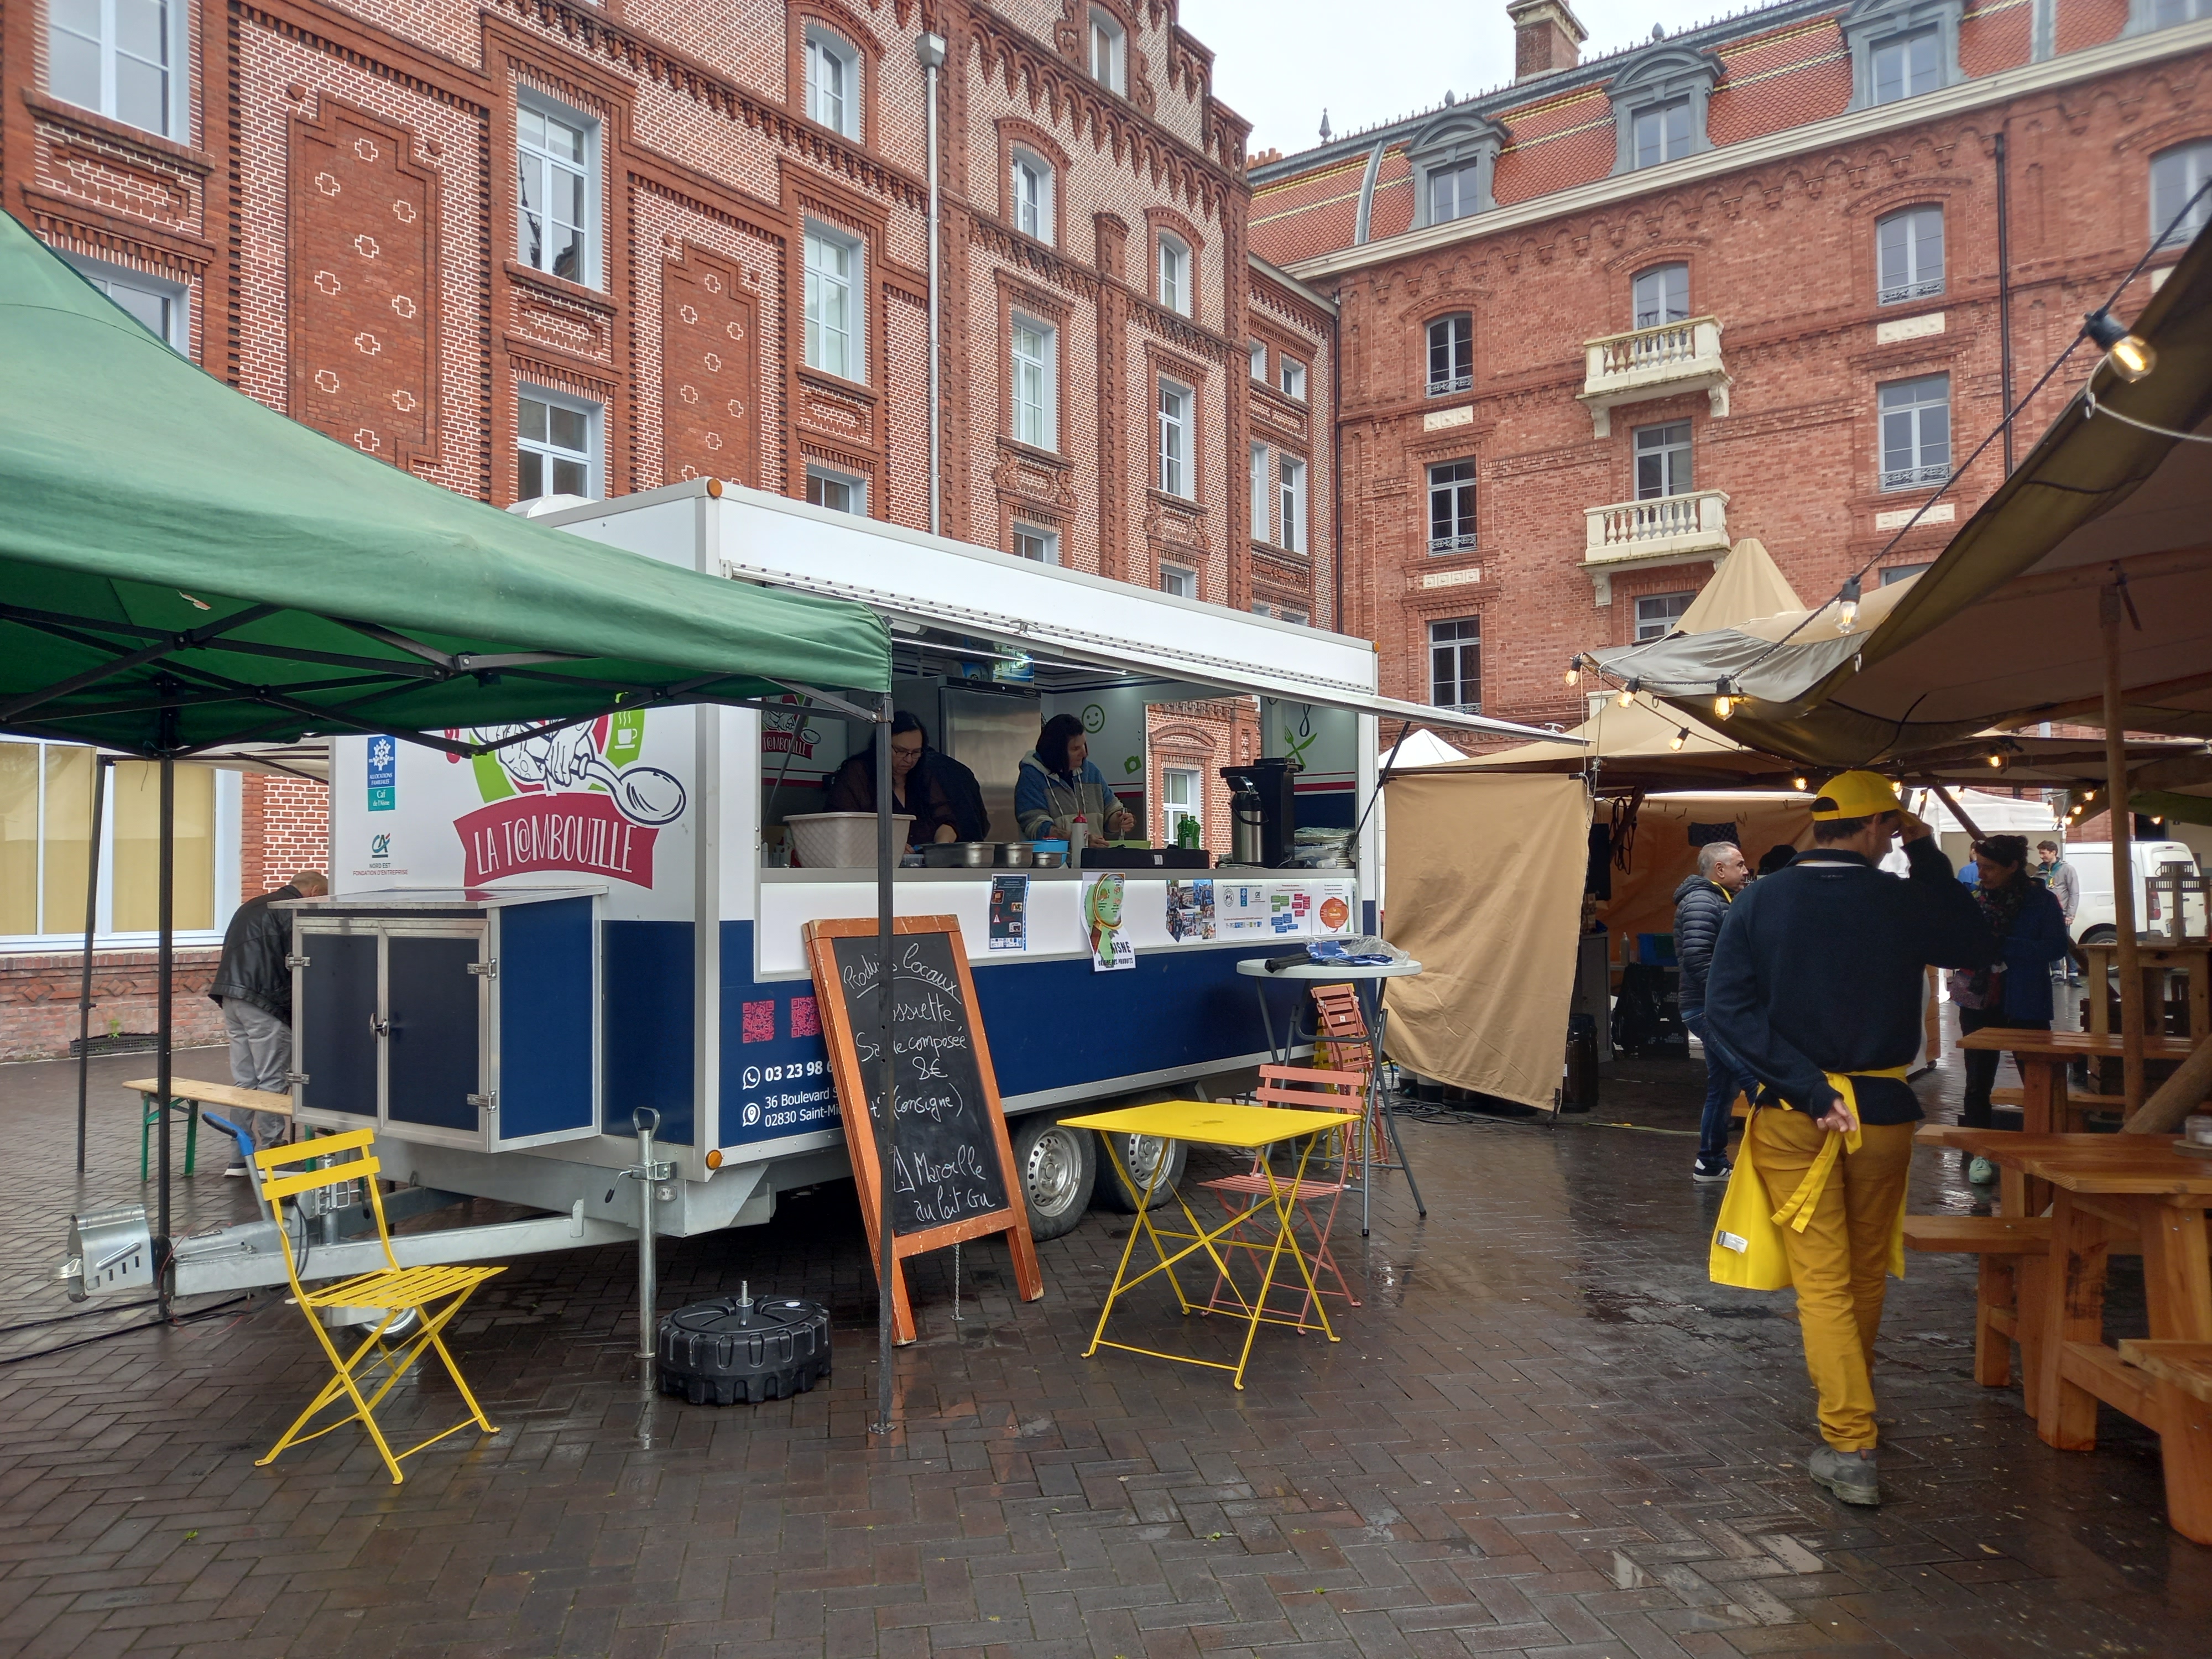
{"left": 1507, "top": 0, "right": 1587, "bottom": 81}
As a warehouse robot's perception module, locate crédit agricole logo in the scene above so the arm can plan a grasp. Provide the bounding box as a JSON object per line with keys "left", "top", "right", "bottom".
{"left": 446, "top": 711, "right": 686, "bottom": 886}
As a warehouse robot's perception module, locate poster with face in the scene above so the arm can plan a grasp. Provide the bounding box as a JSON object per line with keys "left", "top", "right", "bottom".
{"left": 1084, "top": 873, "right": 1134, "bottom": 972}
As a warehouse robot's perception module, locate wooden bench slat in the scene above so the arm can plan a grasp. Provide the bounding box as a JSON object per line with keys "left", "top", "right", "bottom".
{"left": 1902, "top": 1215, "right": 2053, "bottom": 1252}
{"left": 2117, "top": 1340, "right": 2212, "bottom": 1405}
{"left": 122, "top": 1078, "right": 293, "bottom": 1116}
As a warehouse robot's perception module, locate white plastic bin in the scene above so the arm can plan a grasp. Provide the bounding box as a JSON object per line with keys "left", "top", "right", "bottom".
{"left": 785, "top": 811, "right": 914, "bottom": 868}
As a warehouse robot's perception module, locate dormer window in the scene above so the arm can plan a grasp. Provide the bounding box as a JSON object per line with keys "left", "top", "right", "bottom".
{"left": 1841, "top": 0, "right": 1962, "bottom": 112}
{"left": 1605, "top": 44, "right": 1720, "bottom": 175}
{"left": 1632, "top": 100, "right": 1692, "bottom": 166}
{"left": 1157, "top": 233, "right": 1190, "bottom": 316}
{"left": 804, "top": 25, "right": 860, "bottom": 139}
{"left": 1407, "top": 109, "right": 1506, "bottom": 230}
{"left": 1010, "top": 148, "right": 1053, "bottom": 241}
{"left": 1087, "top": 8, "right": 1126, "bottom": 95}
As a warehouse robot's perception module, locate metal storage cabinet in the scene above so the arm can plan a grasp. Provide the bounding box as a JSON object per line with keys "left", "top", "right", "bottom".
{"left": 290, "top": 889, "right": 600, "bottom": 1151}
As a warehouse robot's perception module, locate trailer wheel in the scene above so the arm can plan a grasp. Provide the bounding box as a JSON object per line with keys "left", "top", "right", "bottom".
{"left": 1093, "top": 1130, "right": 1188, "bottom": 1213}
{"left": 1011, "top": 1113, "right": 1096, "bottom": 1241}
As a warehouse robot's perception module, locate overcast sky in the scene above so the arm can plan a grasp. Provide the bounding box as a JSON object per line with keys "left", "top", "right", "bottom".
{"left": 1181, "top": 0, "right": 1717, "bottom": 155}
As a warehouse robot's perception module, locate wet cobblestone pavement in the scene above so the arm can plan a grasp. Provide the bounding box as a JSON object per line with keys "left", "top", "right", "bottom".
{"left": 3, "top": 1032, "right": 2208, "bottom": 1659}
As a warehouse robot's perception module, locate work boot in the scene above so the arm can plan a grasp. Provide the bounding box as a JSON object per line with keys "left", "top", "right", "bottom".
{"left": 1808, "top": 1445, "right": 1880, "bottom": 1506}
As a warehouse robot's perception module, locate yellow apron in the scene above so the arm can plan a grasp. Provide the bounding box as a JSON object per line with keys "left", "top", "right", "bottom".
{"left": 1708, "top": 1068, "right": 1911, "bottom": 1291}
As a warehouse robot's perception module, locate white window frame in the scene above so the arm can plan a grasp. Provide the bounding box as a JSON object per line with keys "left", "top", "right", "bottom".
{"left": 1634, "top": 590, "right": 1697, "bottom": 641}
{"left": 1159, "top": 562, "right": 1197, "bottom": 599}
{"left": 1634, "top": 420, "right": 1693, "bottom": 500}
{"left": 1428, "top": 617, "right": 1481, "bottom": 713}
{"left": 803, "top": 221, "right": 864, "bottom": 383}
{"left": 1157, "top": 378, "right": 1191, "bottom": 499}
{"left": 1010, "top": 148, "right": 1053, "bottom": 242}
{"left": 1879, "top": 372, "right": 1950, "bottom": 492}
{"left": 1869, "top": 25, "right": 1944, "bottom": 105}
{"left": 1012, "top": 524, "right": 1060, "bottom": 564}
{"left": 1249, "top": 443, "right": 1270, "bottom": 541}
{"left": 1248, "top": 339, "right": 1266, "bottom": 380}
{"left": 805, "top": 463, "right": 868, "bottom": 515}
{"left": 1843, "top": 0, "right": 1963, "bottom": 112}
{"left": 1279, "top": 357, "right": 1307, "bottom": 401}
{"left": 1427, "top": 313, "right": 1473, "bottom": 395}
{"left": 2151, "top": 140, "right": 2212, "bottom": 252}
{"left": 1427, "top": 459, "right": 1477, "bottom": 555}
{"left": 1162, "top": 766, "right": 1201, "bottom": 844}
{"left": 804, "top": 25, "right": 861, "bottom": 139}
{"left": 64, "top": 252, "right": 187, "bottom": 352}
{"left": 1087, "top": 7, "right": 1126, "bottom": 94}
{"left": 1631, "top": 98, "right": 1694, "bottom": 169}
{"left": 1011, "top": 314, "right": 1056, "bottom": 451}
{"left": 1279, "top": 455, "right": 1306, "bottom": 555}
{"left": 1427, "top": 160, "right": 1484, "bottom": 225}
{"left": 1876, "top": 205, "right": 1945, "bottom": 303}
{"left": 1631, "top": 263, "right": 1689, "bottom": 328}
{"left": 517, "top": 94, "right": 599, "bottom": 289}
{"left": 45, "top": 0, "right": 188, "bottom": 140}
{"left": 517, "top": 384, "right": 601, "bottom": 503}
{"left": 1157, "top": 233, "right": 1190, "bottom": 317}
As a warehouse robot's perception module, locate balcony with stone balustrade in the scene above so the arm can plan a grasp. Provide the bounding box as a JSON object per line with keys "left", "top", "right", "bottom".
{"left": 1580, "top": 489, "right": 1730, "bottom": 605}
{"left": 1576, "top": 317, "right": 1731, "bottom": 437}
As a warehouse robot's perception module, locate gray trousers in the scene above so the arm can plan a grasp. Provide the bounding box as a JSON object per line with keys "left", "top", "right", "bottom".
{"left": 222, "top": 1000, "right": 293, "bottom": 1152}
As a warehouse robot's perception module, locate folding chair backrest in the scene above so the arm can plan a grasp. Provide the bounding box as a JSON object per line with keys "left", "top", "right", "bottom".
{"left": 253, "top": 1130, "right": 396, "bottom": 1287}
{"left": 1309, "top": 984, "right": 1367, "bottom": 1039}
{"left": 1255, "top": 1064, "right": 1365, "bottom": 1118}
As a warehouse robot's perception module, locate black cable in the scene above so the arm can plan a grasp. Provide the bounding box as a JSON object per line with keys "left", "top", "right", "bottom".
{"left": 0, "top": 1297, "right": 160, "bottom": 1338}
{"left": 0, "top": 1295, "right": 254, "bottom": 1366}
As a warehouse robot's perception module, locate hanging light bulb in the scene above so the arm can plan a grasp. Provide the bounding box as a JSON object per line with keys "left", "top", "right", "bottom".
{"left": 2083, "top": 788, "right": 2097, "bottom": 802}
{"left": 1564, "top": 655, "right": 1582, "bottom": 689}
{"left": 1712, "top": 676, "right": 1736, "bottom": 719}
{"left": 2083, "top": 307, "right": 2157, "bottom": 383}
{"left": 1618, "top": 676, "right": 1640, "bottom": 708}
{"left": 1670, "top": 727, "right": 1688, "bottom": 751}
{"left": 1987, "top": 752, "right": 2005, "bottom": 768}
{"left": 1792, "top": 775, "right": 1808, "bottom": 792}
{"left": 1837, "top": 576, "right": 1863, "bottom": 633}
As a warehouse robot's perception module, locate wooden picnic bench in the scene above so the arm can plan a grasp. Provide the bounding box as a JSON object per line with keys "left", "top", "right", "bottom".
{"left": 124, "top": 1077, "right": 291, "bottom": 1180}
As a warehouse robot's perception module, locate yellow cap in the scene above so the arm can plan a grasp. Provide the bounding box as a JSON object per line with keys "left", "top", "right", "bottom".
{"left": 1809, "top": 770, "right": 1902, "bottom": 821}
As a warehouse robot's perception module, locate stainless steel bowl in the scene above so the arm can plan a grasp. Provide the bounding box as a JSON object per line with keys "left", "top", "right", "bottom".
{"left": 1031, "top": 849, "right": 1065, "bottom": 869}
{"left": 925, "top": 841, "right": 996, "bottom": 868}
{"left": 995, "top": 842, "right": 1036, "bottom": 868}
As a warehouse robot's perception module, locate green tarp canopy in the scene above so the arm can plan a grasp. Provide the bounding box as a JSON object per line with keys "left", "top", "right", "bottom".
{"left": 0, "top": 209, "right": 890, "bottom": 758}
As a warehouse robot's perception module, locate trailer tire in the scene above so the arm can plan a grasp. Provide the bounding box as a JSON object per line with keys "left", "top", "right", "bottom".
{"left": 1011, "top": 1113, "right": 1096, "bottom": 1241}
{"left": 1093, "top": 1130, "right": 1187, "bottom": 1213}
{"left": 656, "top": 1294, "right": 832, "bottom": 1406}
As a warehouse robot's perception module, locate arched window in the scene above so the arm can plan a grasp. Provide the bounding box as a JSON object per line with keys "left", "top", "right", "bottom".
{"left": 804, "top": 25, "right": 861, "bottom": 139}
{"left": 1010, "top": 148, "right": 1054, "bottom": 241}
{"left": 1426, "top": 314, "right": 1472, "bottom": 396}
{"left": 1631, "top": 263, "right": 1689, "bottom": 328}
{"left": 1156, "top": 232, "right": 1190, "bottom": 316}
{"left": 1087, "top": 7, "right": 1125, "bottom": 94}
{"left": 1875, "top": 206, "right": 1944, "bottom": 304}
{"left": 2151, "top": 140, "right": 2212, "bottom": 252}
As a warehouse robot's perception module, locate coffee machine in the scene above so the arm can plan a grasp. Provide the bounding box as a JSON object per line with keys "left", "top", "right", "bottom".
{"left": 1219, "top": 757, "right": 1298, "bottom": 867}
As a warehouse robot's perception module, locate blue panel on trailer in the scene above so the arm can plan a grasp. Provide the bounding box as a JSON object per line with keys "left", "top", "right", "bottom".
{"left": 718, "top": 921, "right": 841, "bottom": 1149}
{"left": 497, "top": 896, "right": 596, "bottom": 1140}
{"left": 386, "top": 936, "right": 482, "bottom": 1130}
{"left": 970, "top": 950, "right": 1266, "bottom": 1098}
{"left": 603, "top": 920, "right": 696, "bottom": 1144}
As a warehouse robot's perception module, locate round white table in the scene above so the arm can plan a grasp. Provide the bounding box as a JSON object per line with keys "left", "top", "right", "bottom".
{"left": 1235, "top": 956, "right": 1427, "bottom": 1233}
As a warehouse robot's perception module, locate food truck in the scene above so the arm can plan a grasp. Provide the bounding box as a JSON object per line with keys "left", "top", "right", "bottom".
{"left": 71, "top": 481, "right": 1551, "bottom": 1303}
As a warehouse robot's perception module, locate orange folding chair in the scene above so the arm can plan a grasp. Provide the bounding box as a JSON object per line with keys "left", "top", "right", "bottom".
{"left": 1308, "top": 983, "right": 1371, "bottom": 1076}
{"left": 253, "top": 1129, "right": 503, "bottom": 1484}
{"left": 1196, "top": 1065, "right": 1366, "bottom": 1329}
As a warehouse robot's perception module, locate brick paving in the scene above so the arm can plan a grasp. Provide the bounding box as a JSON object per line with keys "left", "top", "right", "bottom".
{"left": 2, "top": 1036, "right": 2208, "bottom": 1659}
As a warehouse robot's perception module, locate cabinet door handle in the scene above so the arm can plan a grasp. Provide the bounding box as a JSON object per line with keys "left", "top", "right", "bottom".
{"left": 371, "top": 1015, "right": 390, "bottom": 1038}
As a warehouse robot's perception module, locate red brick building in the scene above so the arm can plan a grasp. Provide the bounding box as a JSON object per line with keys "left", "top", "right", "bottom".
{"left": 2, "top": 0, "right": 1338, "bottom": 1051}
{"left": 1250, "top": 0, "right": 2212, "bottom": 737}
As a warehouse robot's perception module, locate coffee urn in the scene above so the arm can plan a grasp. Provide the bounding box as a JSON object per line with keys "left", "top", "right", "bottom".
{"left": 1218, "top": 757, "right": 1298, "bottom": 867}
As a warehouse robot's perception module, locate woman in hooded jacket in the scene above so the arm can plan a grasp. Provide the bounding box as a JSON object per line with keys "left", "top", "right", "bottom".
{"left": 1015, "top": 713, "right": 1138, "bottom": 844}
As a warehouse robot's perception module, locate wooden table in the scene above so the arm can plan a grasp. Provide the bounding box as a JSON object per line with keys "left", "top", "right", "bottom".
{"left": 1954, "top": 1029, "right": 2197, "bottom": 1155}
{"left": 1964, "top": 1133, "right": 2212, "bottom": 1544}
{"left": 1062, "top": 1100, "right": 1349, "bottom": 1390}
{"left": 2079, "top": 940, "right": 2212, "bottom": 1040}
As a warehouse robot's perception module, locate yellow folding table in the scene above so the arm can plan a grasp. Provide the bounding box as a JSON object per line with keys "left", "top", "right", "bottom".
{"left": 1061, "top": 1100, "right": 1350, "bottom": 1389}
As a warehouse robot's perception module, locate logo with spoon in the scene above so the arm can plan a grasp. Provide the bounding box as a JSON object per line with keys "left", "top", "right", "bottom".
{"left": 449, "top": 711, "right": 687, "bottom": 886}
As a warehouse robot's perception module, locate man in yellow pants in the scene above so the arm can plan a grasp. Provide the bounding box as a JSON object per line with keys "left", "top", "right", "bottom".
{"left": 1705, "top": 771, "right": 1992, "bottom": 1505}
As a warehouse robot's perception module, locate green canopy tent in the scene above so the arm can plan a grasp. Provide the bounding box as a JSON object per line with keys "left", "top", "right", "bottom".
{"left": 0, "top": 210, "right": 916, "bottom": 1417}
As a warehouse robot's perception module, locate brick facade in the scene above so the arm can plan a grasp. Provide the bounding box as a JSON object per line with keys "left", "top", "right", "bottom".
{"left": 1251, "top": 0, "right": 2212, "bottom": 738}
{"left": 238, "top": 773, "right": 331, "bottom": 899}
{"left": 1144, "top": 696, "right": 1261, "bottom": 858}
{"left": 0, "top": 949, "right": 223, "bottom": 1063}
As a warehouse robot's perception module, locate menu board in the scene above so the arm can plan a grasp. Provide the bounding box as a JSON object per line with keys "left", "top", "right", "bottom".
{"left": 802, "top": 916, "right": 1044, "bottom": 1343}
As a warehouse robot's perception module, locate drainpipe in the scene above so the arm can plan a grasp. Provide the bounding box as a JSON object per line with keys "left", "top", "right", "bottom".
{"left": 918, "top": 33, "right": 947, "bottom": 536}
{"left": 1995, "top": 127, "right": 2016, "bottom": 474}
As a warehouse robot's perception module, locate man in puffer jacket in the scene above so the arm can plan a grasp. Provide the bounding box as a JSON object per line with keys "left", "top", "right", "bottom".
{"left": 1676, "top": 841, "right": 1754, "bottom": 1182}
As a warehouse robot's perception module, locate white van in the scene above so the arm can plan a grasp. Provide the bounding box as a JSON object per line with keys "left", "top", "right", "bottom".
{"left": 2063, "top": 841, "right": 2201, "bottom": 942}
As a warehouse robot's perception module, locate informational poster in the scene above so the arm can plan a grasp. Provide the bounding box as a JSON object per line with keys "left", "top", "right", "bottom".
{"left": 1270, "top": 885, "right": 1313, "bottom": 936}
{"left": 1311, "top": 880, "right": 1355, "bottom": 937}
{"left": 1084, "top": 873, "right": 1135, "bottom": 972}
{"left": 1217, "top": 880, "right": 1274, "bottom": 936}
{"left": 988, "top": 875, "right": 1029, "bottom": 951}
{"left": 1165, "top": 878, "right": 1215, "bottom": 942}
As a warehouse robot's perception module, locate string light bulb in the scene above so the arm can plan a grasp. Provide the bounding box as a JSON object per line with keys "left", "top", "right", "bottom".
{"left": 2083, "top": 307, "right": 2157, "bottom": 383}
{"left": 1618, "top": 677, "right": 1640, "bottom": 708}
{"left": 1712, "top": 676, "right": 1737, "bottom": 719}
{"left": 1670, "top": 727, "right": 1688, "bottom": 751}
{"left": 1986, "top": 752, "right": 2005, "bottom": 768}
{"left": 1792, "top": 775, "right": 1808, "bottom": 791}
{"left": 1564, "top": 655, "right": 1582, "bottom": 689}
{"left": 1837, "top": 576, "right": 1863, "bottom": 633}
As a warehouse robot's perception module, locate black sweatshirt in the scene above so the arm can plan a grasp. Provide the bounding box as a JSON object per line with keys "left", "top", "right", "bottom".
{"left": 1704, "top": 837, "right": 1995, "bottom": 1123}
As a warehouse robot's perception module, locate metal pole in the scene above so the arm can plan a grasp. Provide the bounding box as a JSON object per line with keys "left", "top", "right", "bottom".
{"left": 2103, "top": 586, "right": 2145, "bottom": 1113}
{"left": 633, "top": 1107, "right": 662, "bottom": 1361}
{"left": 75, "top": 755, "right": 110, "bottom": 1176}
{"left": 872, "top": 691, "right": 897, "bottom": 1433}
{"left": 1995, "top": 128, "right": 2016, "bottom": 476}
{"left": 919, "top": 33, "right": 946, "bottom": 539}
{"left": 156, "top": 751, "right": 174, "bottom": 1315}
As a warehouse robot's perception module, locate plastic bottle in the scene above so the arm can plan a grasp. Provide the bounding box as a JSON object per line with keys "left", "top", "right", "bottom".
{"left": 1069, "top": 814, "right": 1087, "bottom": 872}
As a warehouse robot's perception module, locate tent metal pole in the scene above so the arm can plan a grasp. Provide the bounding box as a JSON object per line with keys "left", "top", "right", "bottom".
{"left": 75, "top": 755, "right": 111, "bottom": 1176}
{"left": 156, "top": 749, "right": 175, "bottom": 1317}
{"left": 2101, "top": 586, "right": 2145, "bottom": 1114}
{"left": 871, "top": 691, "right": 896, "bottom": 1436}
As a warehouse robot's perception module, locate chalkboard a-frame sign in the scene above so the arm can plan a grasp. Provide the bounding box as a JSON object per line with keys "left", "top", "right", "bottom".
{"left": 802, "top": 915, "right": 1045, "bottom": 1344}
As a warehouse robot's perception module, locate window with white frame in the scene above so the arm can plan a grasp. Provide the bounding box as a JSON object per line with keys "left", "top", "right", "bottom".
{"left": 805, "top": 463, "right": 867, "bottom": 514}
{"left": 1634, "top": 420, "right": 1693, "bottom": 499}
{"left": 1631, "top": 99, "right": 1694, "bottom": 168}
{"left": 1882, "top": 561, "right": 1933, "bottom": 585}
{"left": 1157, "top": 233, "right": 1190, "bottom": 316}
{"left": 1635, "top": 590, "right": 1696, "bottom": 641}
{"left": 1632, "top": 263, "right": 1689, "bottom": 328}
{"left": 1011, "top": 316, "right": 1056, "bottom": 450}
{"left": 1876, "top": 205, "right": 1944, "bottom": 303}
{"left": 517, "top": 388, "right": 598, "bottom": 502}
{"left": 1159, "top": 563, "right": 1196, "bottom": 599}
{"left": 1162, "top": 766, "right": 1201, "bottom": 844}
{"left": 1278, "top": 456, "right": 1306, "bottom": 555}
{"left": 1427, "top": 313, "right": 1473, "bottom": 395}
{"left": 64, "top": 253, "right": 186, "bottom": 352}
{"left": 1843, "top": 0, "right": 1961, "bottom": 111}
{"left": 1280, "top": 606, "right": 1309, "bottom": 625}
{"left": 1013, "top": 523, "right": 1060, "bottom": 564}
{"left": 517, "top": 101, "right": 594, "bottom": 286}
{"left": 1428, "top": 161, "right": 1484, "bottom": 226}
{"left": 2151, "top": 141, "right": 2212, "bottom": 252}
{"left": 1879, "top": 373, "right": 1950, "bottom": 491}
{"left": 1279, "top": 357, "right": 1307, "bottom": 400}
{"left": 1010, "top": 148, "right": 1053, "bottom": 241}
{"left": 804, "top": 223, "right": 862, "bottom": 381}
{"left": 1, "top": 742, "right": 234, "bottom": 942}
{"left": 1250, "top": 444, "right": 1270, "bottom": 541}
{"left": 1428, "top": 460, "right": 1476, "bottom": 555}
{"left": 47, "top": 0, "right": 182, "bottom": 138}
{"left": 1429, "top": 617, "right": 1480, "bottom": 712}
{"left": 1087, "top": 7, "right": 1126, "bottom": 93}
{"left": 1870, "top": 27, "right": 1942, "bottom": 103}
{"left": 804, "top": 26, "right": 860, "bottom": 138}
{"left": 1248, "top": 339, "right": 1266, "bottom": 379}
{"left": 1157, "top": 379, "right": 1191, "bottom": 498}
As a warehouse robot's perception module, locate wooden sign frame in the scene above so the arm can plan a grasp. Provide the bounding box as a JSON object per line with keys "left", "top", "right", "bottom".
{"left": 802, "top": 914, "right": 1045, "bottom": 1344}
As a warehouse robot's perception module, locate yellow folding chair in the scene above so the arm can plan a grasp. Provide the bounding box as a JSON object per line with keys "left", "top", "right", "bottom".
{"left": 253, "top": 1129, "right": 503, "bottom": 1484}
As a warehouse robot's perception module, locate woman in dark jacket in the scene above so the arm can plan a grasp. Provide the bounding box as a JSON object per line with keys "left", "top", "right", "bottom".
{"left": 822, "top": 712, "right": 987, "bottom": 846}
{"left": 1953, "top": 835, "right": 2073, "bottom": 1173}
